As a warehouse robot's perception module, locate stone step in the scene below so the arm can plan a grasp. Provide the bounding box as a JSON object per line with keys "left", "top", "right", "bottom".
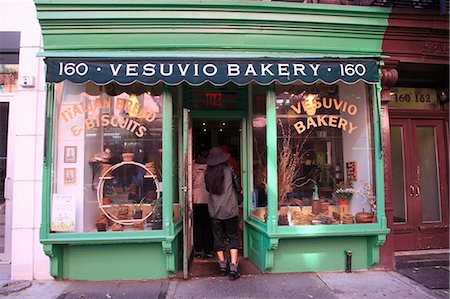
{"left": 396, "top": 253, "right": 449, "bottom": 269}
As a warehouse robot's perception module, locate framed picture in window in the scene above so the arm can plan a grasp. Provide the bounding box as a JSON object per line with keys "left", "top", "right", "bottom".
{"left": 64, "top": 146, "right": 77, "bottom": 163}
{"left": 64, "top": 168, "right": 76, "bottom": 185}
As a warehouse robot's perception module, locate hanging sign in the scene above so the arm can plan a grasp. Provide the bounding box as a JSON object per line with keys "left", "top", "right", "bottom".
{"left": 45, "top": 59, "right": 379, "bottom": 86}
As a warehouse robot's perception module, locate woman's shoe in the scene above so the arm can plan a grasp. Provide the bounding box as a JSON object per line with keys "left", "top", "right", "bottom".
{"left": 218, "top": 260, "right": 227, "bottom": 276}
{"left": 204, "top": 252, "right": 215, "bottom": 259}
{"left": 229, "top": 263, "right": 240, "bottom": 280}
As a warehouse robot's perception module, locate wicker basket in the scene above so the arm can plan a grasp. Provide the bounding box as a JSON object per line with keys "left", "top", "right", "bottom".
{"left": 291, "top": 210, "right": 313, "bottom": 226}
{"left": 342, "top": 213, "right": 354, "bottom": 224}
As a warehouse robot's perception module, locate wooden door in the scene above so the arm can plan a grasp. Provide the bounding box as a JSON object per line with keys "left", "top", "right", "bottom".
{"left": 390, "top": 118, "right": 448, "bottom": 250}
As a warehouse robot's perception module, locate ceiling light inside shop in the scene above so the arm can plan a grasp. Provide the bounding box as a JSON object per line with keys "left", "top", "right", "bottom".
{"left": 127, "top": 93, "right": 139, "bottom": 117}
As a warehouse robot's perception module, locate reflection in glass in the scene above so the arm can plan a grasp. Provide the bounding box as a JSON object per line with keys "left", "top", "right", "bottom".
{"left": 274, "top": 82, "right": 376, "bottom": 226}
{"left": 390, "top": 126, "right": 407, "bottom": 223}
{"left": 0, "top": 103, "right": 8, "bottom": 254}
{"left": 52, "top": 82, "right": 163, "bottom": 232}
{"left": 0, "top": 64, "right": 19, "bottom": 93}
{"left": 417, "top": 127, "right": 441, "bottom": 222}
{"left": 251, "top": 84, "right": 267, "bottom": 222}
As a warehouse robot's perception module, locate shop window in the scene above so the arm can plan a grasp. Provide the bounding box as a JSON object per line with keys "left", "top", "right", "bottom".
{"left": 50, "top": 81, "right": 163, "bottom": 233}
{"left": 0, "top": 32, "right": 20, "bottom": 93}
{"left": 273, "top": 82, "right": 377, "bottom": 226}
{"left": 251, "top": 84, "right": 267, "bottom": 222}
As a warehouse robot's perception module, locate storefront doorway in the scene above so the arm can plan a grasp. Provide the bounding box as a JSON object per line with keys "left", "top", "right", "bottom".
{"left": 390, "top": 116, "right": 449, "bottom": 250}
{"left": 181, "top": 84, "right": 251, "bottom": 278}
{"left": 183, "top": 114, "right": 247, "bottom": 278}
{"left": 0, "top": 101, "right": 12, "bottom": 263}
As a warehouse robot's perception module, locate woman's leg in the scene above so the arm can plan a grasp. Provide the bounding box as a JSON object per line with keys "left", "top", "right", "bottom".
{"left": 210, "top": 218, "right": 227, "bottom": 275}
{"left": 224, "top": 217, "right": 240, "bottom": 280}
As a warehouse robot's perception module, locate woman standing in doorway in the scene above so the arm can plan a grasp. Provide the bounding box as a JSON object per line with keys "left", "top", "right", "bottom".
{"left": 205, "top": 147, "right": 241, "bottom": 280}
{"left": 192, "top": 147, "right": 214, "bottom": 259}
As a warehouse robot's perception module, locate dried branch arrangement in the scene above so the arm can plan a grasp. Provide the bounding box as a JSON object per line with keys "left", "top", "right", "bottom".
{"left": 277, "top": 119, "right": 313, "bottom": 208}
{"left": 254, "top": 119, "right": 313, "bottom": 208}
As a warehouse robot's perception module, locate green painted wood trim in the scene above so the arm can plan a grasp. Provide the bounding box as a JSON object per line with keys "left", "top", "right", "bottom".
{"left": 241, "top": 114, "right": 249, "bottom": 258}
{"left": 61, "top": 243, "right": 168, "bottom": 280}
{"left": 40, "top": 83, "right": 55, "bottom": 242}
{"left": 38, "top": 51, "right": 390, "bottom": 59}
{"left": 271, "top": 226, "right": 390, "bottom": 238}
{"left": 266, "top": 85, "right": 278, "bottom": 233}
{"left": 272, "top": 237, "right": 370, "bottom": 272}
{"left": 34, "top": 1, "right": 390, "bottom": 57}
{"left": 43, "top": 244, "right": 63, "bottom": 278}
{"left": 264, "top": 237, "right": 279, "bottom": 271}
{"left": 190, "top": 111, "right": 247, "bottom": 119}
{"left": 246, "top": 218, "right": 268, "bottom": 235}
{"left": 247, "top": 218, "right": 388, "bottom": 238}
{"left": 40, "top": 87, "right": 176, "bottom": 247}
{"left": 163, "top": 86, "right": 174, "bottom": 235}
{"left": 41, "top": 233, "right": 168, "bottom": 245}
{"left": 367, "top": 235, "right": 380, "bottom": 267}
{"left": 372, "top": 82, "right": 389, "bottom": 246}
{"left": 243, "top": 87, "right": 252, "bottom": 258}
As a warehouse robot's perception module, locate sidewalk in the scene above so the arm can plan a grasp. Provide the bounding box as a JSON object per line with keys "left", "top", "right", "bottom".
{"left": 1, "top": 270, "right": 447, "bottom": 299}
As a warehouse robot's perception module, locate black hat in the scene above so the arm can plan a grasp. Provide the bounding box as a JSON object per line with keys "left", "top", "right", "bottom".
{"left": 207, "top": 147, "right": 230, "bottom": 166}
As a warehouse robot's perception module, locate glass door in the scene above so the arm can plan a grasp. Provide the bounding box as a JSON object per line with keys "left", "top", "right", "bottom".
{"left": 0, "top": 101, "right": 11, "bottom": 262}
{"left": 390, "top": 118, "right": 448, "bottom": 250}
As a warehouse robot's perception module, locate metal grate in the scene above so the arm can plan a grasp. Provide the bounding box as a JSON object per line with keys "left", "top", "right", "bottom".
{"left": 270, "top": 0, "right": 449, "bottom": 14}
{"left": 370, "top": 0, "right": 449, "bottom": 12}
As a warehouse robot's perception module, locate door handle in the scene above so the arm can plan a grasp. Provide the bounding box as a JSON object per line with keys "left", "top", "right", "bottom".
{"left": 181, "top": 186, "right": 188, "bottom": 193}
{"left": 4, "top": 177, "right": 11, "bottom": 201}
{"left": 415, "top": 185, "right": 420, "bottom": 197}
{"left": 409, "top": 185, "right": 415, "bottom": 197}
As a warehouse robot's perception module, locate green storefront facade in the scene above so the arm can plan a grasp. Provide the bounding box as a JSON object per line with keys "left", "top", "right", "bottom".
{"left": 35, "top": 0, "right": 391, "bottom": 280}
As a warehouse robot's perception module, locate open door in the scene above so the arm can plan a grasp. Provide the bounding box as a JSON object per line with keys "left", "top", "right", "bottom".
{"left": 182, "top": 108, "right": 194, "bottom": 279}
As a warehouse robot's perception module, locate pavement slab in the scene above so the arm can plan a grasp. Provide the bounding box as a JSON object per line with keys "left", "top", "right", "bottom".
{"left": 1, "top": 280, "right": 71, "bottom": 299}
{"left": 169, "top": 273, "right": 336, "bottom": 299}
{"left": 55, "top": 280, "right": 168, "bottom": 299}
{"left": 319, "top": 271, "right": 442, "bottom": 299}
{"left": 397, "top": 266, "right": 449, "bottom": 289}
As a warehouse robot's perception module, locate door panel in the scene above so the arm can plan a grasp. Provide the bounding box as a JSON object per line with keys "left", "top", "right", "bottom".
{"left": 0, "top": 101, "right": 11, "bottom": 262}
{"left": 182, "top": 108, "right": 193, "bottom": 279}
{"left": 416, "top": 127, "right": 441, "bottom": 222}
{"left": 390, "top": 118, "right": 448, "bottom": 250}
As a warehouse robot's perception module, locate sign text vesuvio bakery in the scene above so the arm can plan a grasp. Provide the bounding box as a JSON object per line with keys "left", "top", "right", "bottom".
{"left": 45, "top": 59, "right": 379, "bottom": 86}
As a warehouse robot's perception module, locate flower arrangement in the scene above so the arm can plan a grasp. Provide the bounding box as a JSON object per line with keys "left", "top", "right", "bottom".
{"left": 337, "top": 181, "right": 376, "bottom": 213}
{"left": 335, "top": 181, "right": 355, "bottom": 201}
{"left": 356, "top": 182, "right": 376, "bottom": 214}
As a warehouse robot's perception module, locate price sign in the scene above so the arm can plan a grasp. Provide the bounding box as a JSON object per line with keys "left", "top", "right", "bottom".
{"left": 346, "top": 161, "right": 358, "bottom": 181}
{"left": 389, "top": 88, "right": 438, "bottom": 110}
{"left": 51, "top": 194, "right": 76, "bottom": 232}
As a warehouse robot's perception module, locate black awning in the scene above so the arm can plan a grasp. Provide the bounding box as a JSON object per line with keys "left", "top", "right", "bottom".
{"left": 45, "top": 58, "right": 379, "bottom": 86}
